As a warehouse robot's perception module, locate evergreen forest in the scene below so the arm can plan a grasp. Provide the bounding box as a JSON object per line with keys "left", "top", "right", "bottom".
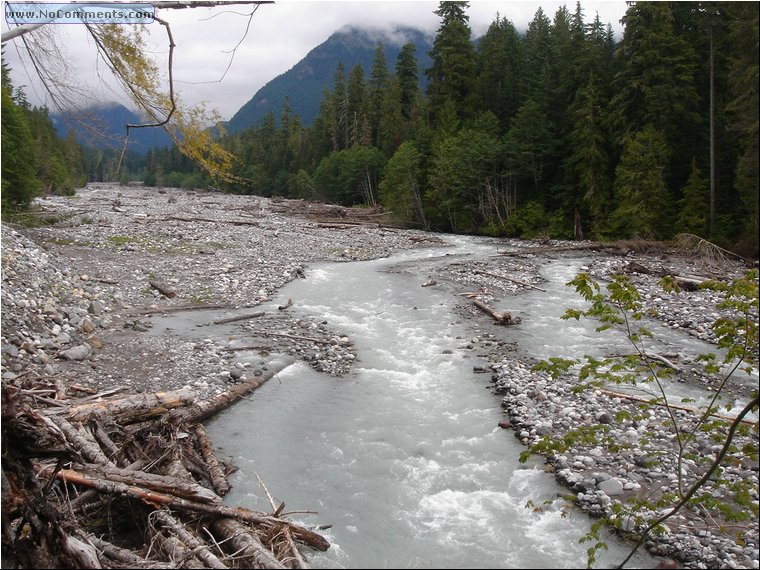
{"left": 1, "top": 56, "right": 148, "bottom": 214}
{"left": 3, "top": 2, "right": 758, "bottom": 256}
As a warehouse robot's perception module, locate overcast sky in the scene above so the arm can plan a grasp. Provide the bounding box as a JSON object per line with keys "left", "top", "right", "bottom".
{"left": 2, "top": 0, "right": 629, "bottom": 120}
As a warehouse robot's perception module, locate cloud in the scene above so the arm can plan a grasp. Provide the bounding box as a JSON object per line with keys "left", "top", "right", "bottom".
{"left": 2, "top": 0, "right": 628, "bottom": 120}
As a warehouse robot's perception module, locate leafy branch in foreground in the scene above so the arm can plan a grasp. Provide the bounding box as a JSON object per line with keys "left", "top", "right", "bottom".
{"left": 526, "top": 269, "right": 759, "bottom": 568}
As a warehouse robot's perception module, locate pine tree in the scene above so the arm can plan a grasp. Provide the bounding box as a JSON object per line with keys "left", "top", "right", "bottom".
{"left": 395, "top": 42, "right": 420, "bottom": 121}
{"left": 725, "top": 2, "right": 759, "bottom": 254}
{"left": 474, "top": 14, "right": 525, "bottom": 131}
{"left": 610, "top": 124, "right": 672, "bottom": 240}
{"left": 565, "top": 80, "right": 612, "bottom": 238}
{"left": 347, "top": 64, "right": 369, "bottom": 147}
{"left": 1, "top": 80, "right": 38, "bottom": 211}
{"left": 368, "top": 44, "right": 389, "bottom": 146}
{"left": 503, "top": 99, "right": 555, "bottom": 204}
{"left": 426, "top": 1, "right": 476, "bottom": 123}
{"left": 380, "top": 140, "right": 425, "bottom": 227}
{"left": 675, "top": 159, "right": 710, "bottom": 236}
{"left": 611, "top": 1, "right": 700, "bottom": 192}
{"left": 377, "top": 75, "right": 405, "bottom": 157}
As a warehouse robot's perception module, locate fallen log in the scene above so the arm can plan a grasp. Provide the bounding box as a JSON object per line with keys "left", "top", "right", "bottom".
{"left": 88, "top": 535, "right": 175, "bottom": 569}
{"left": 154, "top": 533, "right": 206, "bottom": 569}
{"left": 74, "top": 462, "right": 221, "bottom": 504}
{"left": 43, "top": 414, "right": 110, "bottom": 465}
{"left": 166, "top": 215, "right": 260, "bottom": 227}
{"left": 472, "top": 300, "right": 521, "bottom": 325}
{"left": 598, "top": 388, "right": 758, "bottom": 425}
{"left": 212, "top": 311, "right": 265, "bottom": 325}
{"left": 608, "top": 351, "right": 682, "bottom": 373}
{"left": 61, "top": 532, "right": 102, "bottom": 569}
{"left": 46, "top": 467, "right": 331, "bottom": 551}
{"left": 263, "top": 332, "right": 335, "bottom": 345}
{"left": 152, "top": 509, "right": 227, "bottom": 570}
{"left": 149, "top": 280, "right": 177, "bottom": 299}
{"left": 129, "top": 303, "right": 232, "bottom": 316}
{"left": 194, "top": 424, "right": 230, "bottom": 496}
{"left": 171, "top": 363, "right": 284, "bottom": 425}
{"left": 224, "top": 344, "right": 272, "bottom": 352}
{"left": 64, "top": 388, "right": 195, "bottom": 424}
{"left": 282, "top": 526, "right": 311, "bottom": 569}
{"left": 210, "top": 518, "right": 286, "bottom": 569}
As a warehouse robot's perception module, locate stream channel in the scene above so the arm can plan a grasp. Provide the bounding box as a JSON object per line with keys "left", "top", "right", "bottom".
{"left": 153, "top": 234, "right": 743, "bottom": 569}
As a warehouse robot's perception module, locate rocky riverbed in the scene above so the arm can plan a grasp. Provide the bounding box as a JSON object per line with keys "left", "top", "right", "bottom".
{"left": 2, "top": 183, "right": 758, "bottom": 569}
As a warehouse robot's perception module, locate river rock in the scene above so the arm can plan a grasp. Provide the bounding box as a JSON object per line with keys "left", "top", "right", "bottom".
{"left": 60, "top": 344, "right": 91, "bottom": 361}
{"left": 597, "top": 478, "right": 624, "bottom": 496}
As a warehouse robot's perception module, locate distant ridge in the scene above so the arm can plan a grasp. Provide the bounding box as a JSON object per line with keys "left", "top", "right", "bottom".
{"left": 225, "top": 25, "right": 433, "bottom": 133}
{"left": 52, "top": 102, "right": 172, "bottom": 154}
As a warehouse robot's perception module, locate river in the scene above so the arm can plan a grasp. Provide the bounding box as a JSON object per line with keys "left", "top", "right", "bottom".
{"left": 198, "top": 235, "right": 666, "bottom": 569}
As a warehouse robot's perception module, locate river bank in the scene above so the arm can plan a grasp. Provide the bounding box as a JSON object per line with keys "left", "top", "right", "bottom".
{"left": 2, "top": 183, "right": 757, "bottom": 569}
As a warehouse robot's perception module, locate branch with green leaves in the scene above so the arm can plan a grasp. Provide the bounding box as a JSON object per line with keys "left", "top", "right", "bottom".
{"left": 525, "top": 269, "right": 758, "bottom": 568}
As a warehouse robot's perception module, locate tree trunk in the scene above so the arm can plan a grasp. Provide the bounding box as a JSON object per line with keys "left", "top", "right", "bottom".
{"left": 472, "top": 300, "right": 521, "bottom": 325}
{"left": 210, "top": 518, "right": 286, "bottom": 569}
{"left": 65, "top": 388, "right": 195, "bottom": 423}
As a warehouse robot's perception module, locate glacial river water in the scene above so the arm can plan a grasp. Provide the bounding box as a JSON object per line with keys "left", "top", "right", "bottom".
{"left": 196, "top": 235, "right": 674, "bottom": 569}
{"left": 156, "top": 232, "right": 758, "bottom": 569}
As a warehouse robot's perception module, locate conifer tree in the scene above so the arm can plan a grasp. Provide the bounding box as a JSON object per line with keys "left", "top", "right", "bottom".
{"left": 675, "top": 159, "right": 710, "bottom": 236}
{"left": 395, "top": 42, "right": 420, "bottom": 121}
{"left": 368, "top": 44, "right": 389, "bottom": 146}
{"left": 1, "top": 77, "right": 38, "bottom": 211}
{"left": 610, "top": 124, "right": 672, "bottom": 240}
{"left": 380, "top": 140, "right": 425, "bottom": 227}
{"left": 426, "top": 1, "right": 476, "bottom": 123}
{"left": 474, "top": 14, "right": 524, "bottom": 131}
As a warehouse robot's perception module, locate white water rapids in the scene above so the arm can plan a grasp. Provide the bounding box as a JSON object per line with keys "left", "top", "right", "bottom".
{"left": 200, "top": 236, "right": 667, "bottom": 568}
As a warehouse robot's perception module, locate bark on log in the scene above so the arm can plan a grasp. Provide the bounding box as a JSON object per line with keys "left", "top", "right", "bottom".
{"left": 263, "top": 332, "right": 334, "bottom": 345}
{"left": 44, "top": 415, "right": 110, "bottom": 465}
{"left": 149, "top": 280, "right": 177, "bottom": 299}
{"left": 598, "top": 388, "right": 757, "bottom": 425}
{"left": 282, "top": 526, "right": 310, "bottom": 569}
{"left": 154, "top": 533, "right": 206, "bottom": 569}
{"left": 46, "top": 467, "right": 331, "bottom": 552}
{"left": 152, "top": 509, "right": 228, "bottom": 569}
{"left": 171, "top": 364, "right": 283, "bottom": 425}
{"left": 194, "top": 424, "right": 231, "bottom": 496}
{"left": 74, "top": 462, "right": 221, "bottom": 503}
{"left": 90, "top": 421, "right": 122, "bottom": 465}
{"left": 609, "top": 351, "right": 683, "bottom": 372}
{"left": 61, "top": 532, "right": 102, "bottom": 569}
{"left": 166, "top": 215, "right": 260, "bottom": 227}
{"left": 212, "top": 311, "right": 265, "bottom": 325}
{"left": 130, "top": 303, "right": 231, "bottom": 316}
{"left": 88, "top": 535, "right": 175, "bottom": 569}
{"left": 210, "top": 518, "right": 286, "bottom": 569}
{"left": 472, "top": 300, "right": 521, "bottom": 325}
{"left": 65, "top": 388, "right": 195, "bottom": 423}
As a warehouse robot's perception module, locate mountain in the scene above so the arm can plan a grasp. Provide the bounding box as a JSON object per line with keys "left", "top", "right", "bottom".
{"left": 225, "top": 25, "right": 434, "bottom": 133}
{"left": 52, "top": 102, "right": 172, "bottom": 154}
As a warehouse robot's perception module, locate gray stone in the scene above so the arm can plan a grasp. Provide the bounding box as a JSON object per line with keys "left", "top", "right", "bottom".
{"left": 2, "top": 344, "right": 19, "bottom": 357}
{"left": 60, "top": 344, "right": 91, "bottom": 361}
{"left": 597, "top": 478, "right": 624, "bottom": 496}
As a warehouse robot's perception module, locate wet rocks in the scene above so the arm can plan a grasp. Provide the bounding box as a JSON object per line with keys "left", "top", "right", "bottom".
{"left": 488, "top": 347, "right": 758, "bottom": 569}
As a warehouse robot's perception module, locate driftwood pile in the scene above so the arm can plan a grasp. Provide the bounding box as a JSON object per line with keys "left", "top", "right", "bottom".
{"left": 269, "top": 198, "right": 389, "bottom": 228}
{"left": 1, "top": 367, "right": 330, "bottom": 569}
